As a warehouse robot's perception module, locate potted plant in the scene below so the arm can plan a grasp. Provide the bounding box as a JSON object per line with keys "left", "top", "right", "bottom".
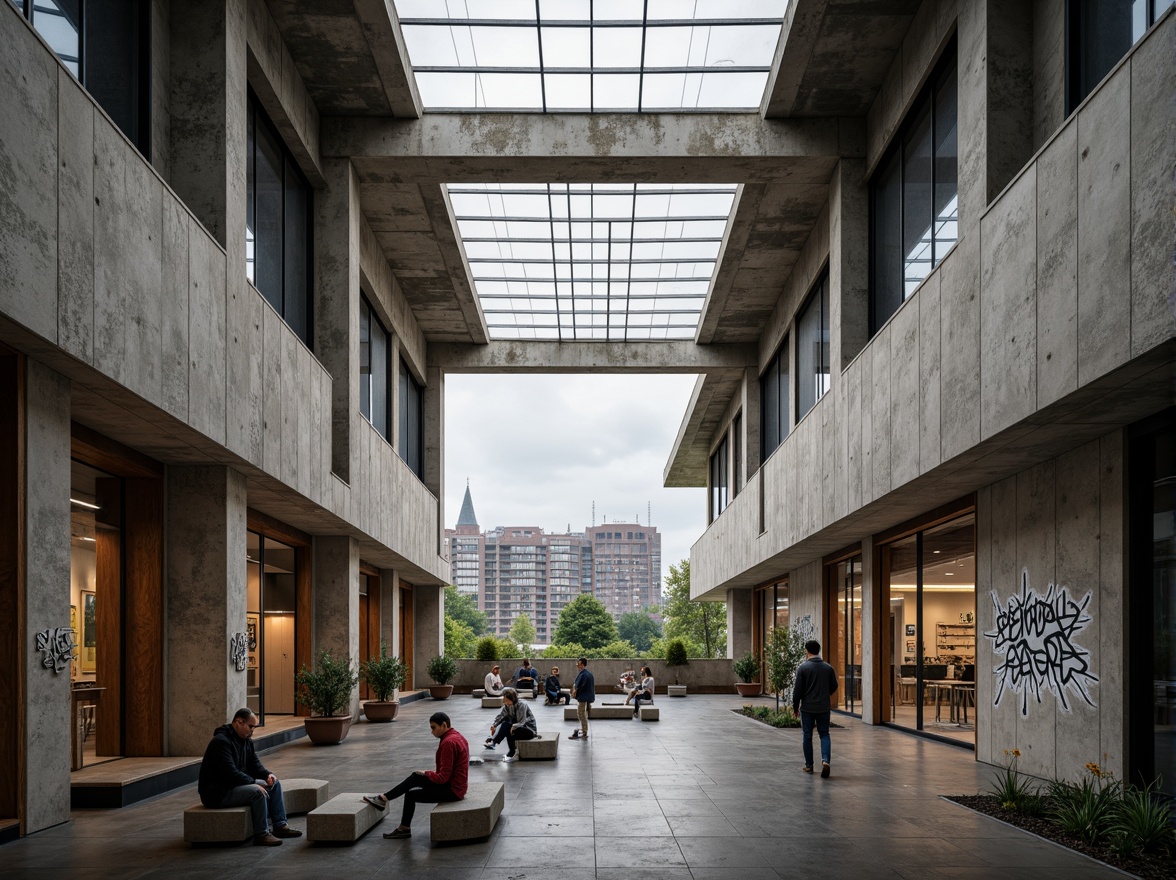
{"left": 665, "top": 638, "right": 689, "bottom": 696}
{"left": 426, "top": 654, "right": 458, "bottom": 700}
{"left": 733, "top": 652, "right": 762, "bottom": 697}
{"left": 295, "top": 650, "right": 359, "bottom": 745}
{"left": 360, "top": 644, "right": 406, "bottom": 722}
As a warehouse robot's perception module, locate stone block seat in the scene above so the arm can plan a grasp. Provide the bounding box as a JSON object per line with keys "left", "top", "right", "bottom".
{"left": 472, "top": 689, "right": 486, "bottom": 698}
{"left": 639, "top": 706, "right": 659, "bottom": 721}
{"left": 563, "top": 705, "right": 633, "bottom": 720}
{"left": 482, "top": 696, "right": 504, "bottom": 708}
{"left": 183, "top": 805, "right": 252, "bottom": 845}
{"left": 281, "top": 778, "right": 330, "bottom": 815}
{"left": 667, "top": 685, "right": 687, "bottom": 697}
{"left": 429, "top": 782, "right": 504, "bottom": 844}
{"left": 306, "top": 792, "right": 385, "bottom": 843}
{"left": 517, "top": 732, "right": 559, "bottom": 760}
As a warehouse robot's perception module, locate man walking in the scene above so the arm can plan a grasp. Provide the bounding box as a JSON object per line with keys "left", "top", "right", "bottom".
{"left": 569, "top": 657, "right": 595, "bottom": 740}
{"left": 363, "top": 712, "right": 469, "bottom": 839}
{"left": 792, "top": 639, "right": 838, "bottom": 778}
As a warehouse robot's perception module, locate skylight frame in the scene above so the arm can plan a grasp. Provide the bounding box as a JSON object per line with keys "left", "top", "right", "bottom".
{"left": 449, "top": 182, "right": 739, "bottom": 342}
{"left": 394, "top": 1, "right": 789, "bottom": 113}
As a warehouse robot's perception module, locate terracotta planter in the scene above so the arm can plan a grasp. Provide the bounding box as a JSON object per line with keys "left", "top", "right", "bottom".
{"left": 428, "top": 685, "right": 454, "bottom": 700}
{"left": 362, "top": 700, "right": 400, "bottom": 722}
{"left": 303, "top": 714, "right": 352, "bottom": 745}
{"left": 735, "top": 683, "right": 762, "bottom": 697}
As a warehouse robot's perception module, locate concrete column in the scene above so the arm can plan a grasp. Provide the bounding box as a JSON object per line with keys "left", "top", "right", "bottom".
{"left": 315, "top": 159, "right": 361, "bottom": 481}
{"left": 389, "top": 334, "right": 402, "bottom": 457}
{"left": 859, "top": 536, "right": 881, "bottom": 724}
{"left": 414, "top": 585, "right": 443, "bottom": 682}
{"left": 829, "top": 157, "right": 868, "bottom": 375}
{"left": 24, "top": 361, "right": 71, "bottom": 834}
{"left": 312, "top": 535, "right": 359, "bottom": 716}
{"left": 424, "top": 365, "right": 445, "bottom": 554}
{"left": 726, "top": 588, "right": 752, "bottom": 660}
{"left": 166, "top": 465, "right": 248, "bottom": 755}
{"left": 740, "top": 367, "right": 761, "bottom": 482}
{"left": 380, "top": 568, "right": 399, "bottom": 657}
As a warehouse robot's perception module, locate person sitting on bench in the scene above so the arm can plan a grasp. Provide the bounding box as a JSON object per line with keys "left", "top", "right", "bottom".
{"left": 484, "top": 665, "right": 504, "bottom": 696}
{"left": 483, "top": 688, "right": 538, "bottom": 761}
{"left": 512, "top": 659, "right": 539, "bottom": 698}
{"left": 630, "top": 666, "right": 655, "bottom": 715}
{"left": 544, "top": 667, "right": 571, "bottom": 704}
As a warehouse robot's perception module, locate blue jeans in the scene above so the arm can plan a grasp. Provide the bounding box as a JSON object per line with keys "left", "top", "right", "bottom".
{"left": 218, "top": 779, "right": 287, "bottom": 837}
{"left": 800, "top": 711, "right": 831, "bottom": 769}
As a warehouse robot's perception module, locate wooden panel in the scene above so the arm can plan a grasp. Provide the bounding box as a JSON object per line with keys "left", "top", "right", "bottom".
{"left": 0, "top": 353, "right": 25, "bottom": 827}
{"left": 294, "top": 545, "right": 312, "bottom": 717}
{"left": 123, "top": 478, "right": 163, "bottom": 756}
{"left": 400, "top": 585, "right": 414, "bottom": 689}
{"left": 70, "top": 422, "right": 162, "bottom": 478}
{"left": 358, "top": 594, "right": 369, "bottom": 700}
{"left": 94, "top": 476, "right": 122, "bottom": 757}
{"left": 367, "top": 575, "right": 381, "bottom": 658}
{"left": 247, "top": 507, "right": 311, "bottom": 547}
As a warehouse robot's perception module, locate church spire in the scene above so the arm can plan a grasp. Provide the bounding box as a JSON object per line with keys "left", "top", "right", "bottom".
{"left": 456, "top": 480, "right": 478, "bottom": 528}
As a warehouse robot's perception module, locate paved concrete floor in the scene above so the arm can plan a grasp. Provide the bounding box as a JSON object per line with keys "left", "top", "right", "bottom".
{"left": 2, "top": 695, "right": 1123, "bottom": 879}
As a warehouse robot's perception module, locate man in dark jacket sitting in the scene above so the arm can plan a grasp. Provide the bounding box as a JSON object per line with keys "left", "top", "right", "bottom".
{"left": 198, "top": 708, "right": 303, "bottom": 846}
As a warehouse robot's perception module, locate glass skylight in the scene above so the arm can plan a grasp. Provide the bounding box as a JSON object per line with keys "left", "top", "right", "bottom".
{"left": 394, "top": 0, "right": 789, "bottom": 112}
{"left": 448, "top": 182, "right": 738, "bottom": 340}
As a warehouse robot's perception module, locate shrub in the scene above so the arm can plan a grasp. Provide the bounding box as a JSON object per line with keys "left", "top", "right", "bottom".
{"left": 738, "top": 704, "right": 800, "bottom": 728}
{"left": 426, "top": 655, "right": 459, "bottom": 685}
{"left": 987, "top": 749, "right": 1040, "bottom": 812}
{"left": 360, "top": 644, "right": 406, "bottom": 701}
{"left": 665, "top": 639, "right": 689, "bottom": 682}
{"left": 733, "top": 652, "right": 761, "bottom": 683}
{"left": 542, "top": 643, "right": 585, "bottom": 660}
{"left": 295, "top": 651, "right": 358, "bottom": 717}
{"left": 474, "top": 636, "right": 500, "bottom": 661}
{"left": 597, "top": 639, "right": 639, "bottom": 659}
{"left": 1049, "top": 762, "right": 1122, "bottom": 845}
{"left": 1109, "top": 779, "right": 1175, "bottom": 856}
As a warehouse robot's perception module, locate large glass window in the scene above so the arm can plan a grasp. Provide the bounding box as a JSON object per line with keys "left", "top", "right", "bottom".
{"left": 870, "top": 44, "right": 957, "bottom": 333}
{"left": 246, "top": 93, "right": 312, "bottom": 346}
{"left": 732, "top": 412, "right": 742, "bottom": 499}
{"left": 1067, "top": 1, "right": 1173, "bottom": 112}
{"left": 710, "top": 433, "right": 729, "bottom": 522}
{"left": 246, "top": 532, "right": 298, "bottom": 724}
{"left": 398, "top": 359, "right": 423, "bottom": 478}
{"left": 14, "top": 0, "right": 150, "bottom": 155}
{"left": 359, "top": 295, "right": 390, "bottom": 441}
{"left": 885, "top": 512, "right": 976, "bottom": 746}
{"left": 827, "top": 554, "right": 863, "bottom": 716}
{"left": 760, "top": 338, "right": 789, "bottom": 460}
{"left": 796, "top": 272, "right": 830, "bottom": 421}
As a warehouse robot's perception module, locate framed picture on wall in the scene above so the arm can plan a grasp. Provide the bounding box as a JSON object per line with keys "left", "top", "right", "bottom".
{"left": 70, "top": 604, "right": 78, "bottom": 678}
{"left": 247, "top": 613, "right": 259, "bottom": 669}
{"left": 905, "top": 639, "right": 916, "bottom": 653}
{"left": 905, "top": 624, "right": 916, "bottom": 636}
{"left": 81, "top": 591, "right": 97, "bottom": 673}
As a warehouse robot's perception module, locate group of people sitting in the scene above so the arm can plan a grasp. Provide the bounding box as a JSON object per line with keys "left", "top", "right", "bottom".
{"left": 484, "top": 659, "right": 572, "bottom": 706}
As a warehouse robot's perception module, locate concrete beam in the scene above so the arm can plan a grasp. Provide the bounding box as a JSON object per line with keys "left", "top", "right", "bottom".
{"left": 664, "top": 371, "right": 746, "bottom": 487}
{"left": 325, "top": 113, "right": 860, "bottom": 183}
{"left": 428, "top": 341, "right": 757, "bottom": 375}
{"left": 353, "top": 0, "right": 423, "bottom": 119}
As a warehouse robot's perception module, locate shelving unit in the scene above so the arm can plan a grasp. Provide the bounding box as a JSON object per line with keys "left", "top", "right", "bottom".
{"left": 935, "top": 623, "right": 975, "bottom": 660}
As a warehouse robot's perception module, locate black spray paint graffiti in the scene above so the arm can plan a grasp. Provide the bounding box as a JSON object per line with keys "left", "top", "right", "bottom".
{"left": 984, "top": 570, "right": 1098, "bottom": 716}
{"left": 796, "top": 614, "right": 815, "bottom": 641}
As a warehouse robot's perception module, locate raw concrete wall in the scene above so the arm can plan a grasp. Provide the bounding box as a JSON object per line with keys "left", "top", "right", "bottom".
{"left": 313, "top": 536, "right": 360, "bottom": 718}
{"left": 23, "top": 362, "right": 71, "bottom": 834}
{"left": 691, "top": 13, "right": 1175, "bottom": 599}
{"left": 975, "top": 433, "right": 1126, "bottom": 783}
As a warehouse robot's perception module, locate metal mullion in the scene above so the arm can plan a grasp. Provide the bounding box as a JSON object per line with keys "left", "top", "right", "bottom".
{"left": 565, "top": 186, "right": 578, "bottom": 338}
{"left": 468, "top": 256, "right": 719, "bottom": 264}
{"left": 624, "top": 184, "right": 637, "bottom": 339}
{"left": 589, "top": 0, "right": 594, "bottom": 113}
{"left": 476, "top": 291, "right": 704, "bottom": 300}
{"left": 455, "top": 213, "right": 732, "bottom": 223}
{"left": 400, "top": 17, "right": 784, "bottom": 28}
{"left": 421, "top": 104, "right": 763, "bottom": 114}
{"left": 534, "top": 0, "right": 547, "bottom": 113}
{"left": 474, "top": 275, "right": 714, "bottom": 284}
{"left": 450, "top": 185, "right": 737, "bottom": 196}
{"left": 637, "top": 0, "right": 649, "bottom": 113}
{"left": 413, "top": 64, "right": 769, "bottom": 74}
{"left": 544, "top": 183, "right": 561, "bottom": 340}
{"left": 462, "top": 236, "right": 725, "bottom": 244}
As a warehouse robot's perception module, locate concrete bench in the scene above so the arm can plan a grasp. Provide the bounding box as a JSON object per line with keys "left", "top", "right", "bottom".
{"left": 472, "top": 689, "right": 486, "bottom": 698}
{"left": 517, "top": 732, "right": 559, "bottom": 760}
{"left": 639, "top": 706, "right": 659, "bottom": 721}
{"left": 429, "top": 782, "right": 504, "bottom": 843}
{"left": 667, "top": 685, "right": 687, "bottom": 697}
{"left": 183, "top": 804, "right": 252, "bottom": 844}
{"left": 282, "top": 778, "right": 330, "bottom": 815}
{"left": 306, "top": 792, "right": 385, "bottom": 843}
{"left": 481, "top": 696, "right": 504, "bottom": 708}
{"left": 563, "top": 705, "right": 633, "bottom": 720}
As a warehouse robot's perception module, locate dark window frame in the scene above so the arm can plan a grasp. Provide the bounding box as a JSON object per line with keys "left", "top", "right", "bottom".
{"left": 1065, "top": 0, "right": 1171, "bottom": 114}
{"left": 795, "top": 269, "right": 831, "bottom": 422}
{"left": 868, "top": 37, "right": 958, "bottom": 336}
{"left": 359, "top": 293, "right": 391, "bottom": 441}
{"left": 398, "top": 357, "right": 424, "bottom": 479}
{"left": 710, "top": 432, "right": 729, "bottom": 522}
{"left": 246, "top": 89, "right": 314, "bottom": 348}
{"left": 759, "top": 336, "right": 789, "bottom": 462}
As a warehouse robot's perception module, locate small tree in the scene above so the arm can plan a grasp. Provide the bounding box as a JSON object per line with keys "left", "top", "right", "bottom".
{"left": 766, "top": 624, "right": 807, "bottom": 712}
{"left": 426, "top": 655, "right": 459, "bottom": 685}
{"left": 509, "top": 613, "right": 537, "bottom": 657}
{"left": 474, "top": 636, "right": 500, "bottom": 661}
{"left": 360, "top": 643, "right": 406, "bottom": 701}
{"left": 444, "top": 614, "right": 475, "bottom": 658}
{"left": 618, "top": 611, "right": 662, "bottom": 652}
{"left": 542, "top": 642, "right": 585, "bottom": 660}
{"left": 665, "top": 638, "right": 689, "bottom": 684}
{"left": 597, "top": 639, "right": 638, "bottom": 659}
{"left": 733, "top": 651, "right": 761, "bottom": 684}
{"left": 295, "top": 651, "right": 359, "bottom": 717}
{"left": 553, "top": 594, "right": 619, "bottom": 649}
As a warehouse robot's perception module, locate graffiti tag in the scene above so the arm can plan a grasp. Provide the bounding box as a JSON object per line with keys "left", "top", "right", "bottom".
{"left": 35, "top": 626, "right": 76, "bottom": 674}
{"left": 796, "top": 614, "right": 815, "bottom": 641}
{"left": 230, "top": 632, "right": 248, "bottom": 672}
{"left": 984, "top": 570, "right": 1098, "bottom": 716}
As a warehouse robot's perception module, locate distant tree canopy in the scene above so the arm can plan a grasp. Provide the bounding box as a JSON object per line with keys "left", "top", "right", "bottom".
{"left": 661, "top": 560, "right": 726, "bottom": 658}
{"left": 508, "top": 613, "right": 537, "bottom": 655}
{"left": 552, "top": 594, "right": 619, "bottom": 649}
{"left": 617, "top": 611, "right": 662, "bottom": 653}
{"left": 444, "top": 615, "right": 475, "bottom": 659}
{"left": 444, "top": 586, "right": 488, "bottom": 636}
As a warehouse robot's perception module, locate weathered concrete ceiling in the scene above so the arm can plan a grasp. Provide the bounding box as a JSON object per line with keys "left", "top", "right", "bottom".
{"left": 264, "top": 0, "right": 421, "bottom": 117}
{"left": 664, "top": 372, "right": 746, "bottom": 487}
{"left": 762, "top": 0, "right": 921, "bottom": 117}
{"left": 428, "top": 341, "right": 757, "bottom": 374}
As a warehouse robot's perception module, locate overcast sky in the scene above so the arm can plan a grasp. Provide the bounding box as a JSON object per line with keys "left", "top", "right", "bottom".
{"left": 444, "top": 373, "right": 706, "bottom": 582}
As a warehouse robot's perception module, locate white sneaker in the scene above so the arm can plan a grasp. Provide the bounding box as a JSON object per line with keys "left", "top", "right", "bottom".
{"left": 502, "top": 755, "right": 517, "bottom": 762}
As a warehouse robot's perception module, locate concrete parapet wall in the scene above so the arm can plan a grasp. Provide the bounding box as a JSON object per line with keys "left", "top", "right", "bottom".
{"left": 451, "top": 658, "right": 737, "bottom": 694}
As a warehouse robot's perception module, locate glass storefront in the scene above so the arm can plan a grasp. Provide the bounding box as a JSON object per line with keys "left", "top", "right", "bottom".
{"left": 752, "top": 581, "right": 790, "bottom": 691}
{"left": 885, "top": 512, "right": 976, "bottom": 745}
{"left": 827, "top": 555, "right": 863, "bottom": 715}
{"left": 246, "top": 532, "right": 297, "bottom": 722}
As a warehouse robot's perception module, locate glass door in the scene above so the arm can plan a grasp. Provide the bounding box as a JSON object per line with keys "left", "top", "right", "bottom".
{"left": 827, "top": 556, "right": 862, "bottom": 715}
{"left": 246, "top": 532, "right": 298, "bottom": 723}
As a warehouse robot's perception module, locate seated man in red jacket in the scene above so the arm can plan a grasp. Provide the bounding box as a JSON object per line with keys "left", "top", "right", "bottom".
{"left": 363, "top": 712, "right": 469, "bottom": 839}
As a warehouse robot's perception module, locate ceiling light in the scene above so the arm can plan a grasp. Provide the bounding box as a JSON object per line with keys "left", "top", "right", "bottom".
{"left": 81, "top": 536, "right": 96, "bottom": 543}
{"left": 70, "top": 497, "right": 100, "bottom": 510}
